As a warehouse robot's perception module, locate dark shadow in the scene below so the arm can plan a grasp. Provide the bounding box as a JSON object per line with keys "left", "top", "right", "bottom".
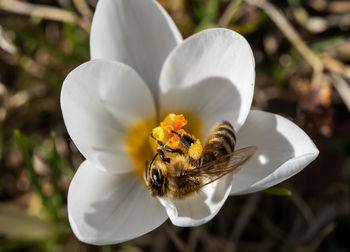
{"left": 211, "top": 172, "right": 234, "bottom": 204}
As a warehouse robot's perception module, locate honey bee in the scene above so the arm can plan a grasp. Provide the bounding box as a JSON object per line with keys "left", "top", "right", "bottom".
{"left": 144, "top": 121, "right": 257, "bottom": 199}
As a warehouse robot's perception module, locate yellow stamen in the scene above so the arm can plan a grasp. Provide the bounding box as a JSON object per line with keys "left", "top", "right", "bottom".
{"left": 126, "top": 119, "right": 155, "bottom": 180}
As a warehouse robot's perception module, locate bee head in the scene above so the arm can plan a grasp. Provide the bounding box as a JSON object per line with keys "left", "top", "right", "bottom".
{"left": 144, "top": 160, "right": 167, "bottom": 197}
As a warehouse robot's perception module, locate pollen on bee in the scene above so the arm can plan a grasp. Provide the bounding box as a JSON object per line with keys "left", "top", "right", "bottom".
{"left": 189, "top": 140, "right": 203, "bottom": 160}
{"left": 167, "top": 134, "right": 180, "bottom": 149}
{"left": 152, "top": 126, "right": 165, "bottom": 141}
{"left": 126, "top": 113, "right": 202, "bottom": 181}
{"left": 151, "top": 113, "right": 203, "bottom": 158}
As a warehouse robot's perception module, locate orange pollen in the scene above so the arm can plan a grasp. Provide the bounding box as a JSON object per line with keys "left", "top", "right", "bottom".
{"left": 151, "top": 113, "right": 202, "bottom": 157}
{"left": 173, "top": 114, "right": 187, "bottom": 131}
{"left": 167, "top": 134, "right": 180, "bottom": 149}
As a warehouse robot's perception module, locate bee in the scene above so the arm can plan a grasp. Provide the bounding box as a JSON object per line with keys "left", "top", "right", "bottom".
{"left": 144, "top": 121, "right": 257, "bottom": 199}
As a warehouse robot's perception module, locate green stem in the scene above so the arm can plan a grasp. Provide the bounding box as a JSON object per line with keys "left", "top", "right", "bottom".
{"left": 218, "top": 0, "right": 245, "bottom": 27}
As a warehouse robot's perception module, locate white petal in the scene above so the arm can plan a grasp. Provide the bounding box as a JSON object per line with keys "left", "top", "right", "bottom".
{"left": 159, "top": 28, "right": 255, "bottom": 131}
{"left": 61, "top": 59, "right": 156, "bottom": 173}
{"left": 68, "top": 161, "right": 167, "bottom": 245}
{"left": 158, "top": 175, "right": 232, "bottom": 227}
{"left": 90, "top": 0, "right": 182, "bottom": 99}
{"left": 159, "top": 77, "right": 243, "bottom": 139}
{"left": 230, "top": 110, "right": 319, "bottom": 195}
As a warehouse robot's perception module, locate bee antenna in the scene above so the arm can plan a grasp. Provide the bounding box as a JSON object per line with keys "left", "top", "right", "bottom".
{"left": 149, "top": 152, "right": 159, "bottom": 174}
{"left": 150, "top": 133, "right": 156, "bottom": 140}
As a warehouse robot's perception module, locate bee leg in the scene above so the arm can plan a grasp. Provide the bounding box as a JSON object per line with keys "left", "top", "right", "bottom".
{"left": 171, "top": 130, "right": 196, "bottom": 148}
{"left": 196, "top": 158, "right": 201, "bottom": 167}
{"left": 151, "top": 134, "right": 167, "bottom": 148}
{"left": 163, "top": 145, "right": 184, "bottom": 155}
{"left": 157, "top": 149, "right": 171, "bottom": 163}
{"left": 151, "top": 133, "right": 184, "bottom": 155}
{"left": 148, "top": 152, "right": 159, "bottom": 173}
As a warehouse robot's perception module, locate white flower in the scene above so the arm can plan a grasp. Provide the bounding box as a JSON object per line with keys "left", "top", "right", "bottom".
{"left": 61, "top": 0, "right": 319, "bottom": 245}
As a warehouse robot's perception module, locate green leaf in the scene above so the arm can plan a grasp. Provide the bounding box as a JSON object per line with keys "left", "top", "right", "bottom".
{"left": 262, "top": 187, "right": 292, "bottom": 196}
{"left": 47, "top": 131, "right": 63, "bottom": 217}
{"left": 194, "top": 0, "right": 220, "bottom": 31}
{"left": 310, "top": 35, "right": 347, "bottom": 52}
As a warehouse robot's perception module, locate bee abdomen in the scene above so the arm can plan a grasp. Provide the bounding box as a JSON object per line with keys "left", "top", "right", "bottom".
{"left": 202, "top": 121, "right": 236, "bottom": 163}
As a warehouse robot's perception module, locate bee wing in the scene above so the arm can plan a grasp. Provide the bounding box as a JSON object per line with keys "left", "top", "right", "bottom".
{"left": 184, "top": 146, "right": 258, "bottom": 186}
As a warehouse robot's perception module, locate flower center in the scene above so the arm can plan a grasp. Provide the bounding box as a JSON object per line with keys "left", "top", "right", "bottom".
{"left": 125, "top": 119, "right": 155, "bottom": 180}
{"left": 126, "top": 113, "right": 202, "bottom": 180}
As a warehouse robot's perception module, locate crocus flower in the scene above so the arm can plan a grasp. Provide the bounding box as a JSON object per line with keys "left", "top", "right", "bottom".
{"left": 61, "top": 0, "right": 319, "bottom": 245}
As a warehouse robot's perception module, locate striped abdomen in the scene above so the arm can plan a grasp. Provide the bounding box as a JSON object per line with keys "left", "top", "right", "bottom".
{"left": 201, "top": 121, "right": 237, "bottom": 165}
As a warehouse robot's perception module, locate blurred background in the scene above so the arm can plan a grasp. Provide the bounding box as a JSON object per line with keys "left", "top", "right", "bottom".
{"left": 0, "top": 0, "right": 349, "bottom": 251}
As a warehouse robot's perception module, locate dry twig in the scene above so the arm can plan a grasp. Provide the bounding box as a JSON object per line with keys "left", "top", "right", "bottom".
{"left": 230, "top": 194, "right": 260, "bottom": 241}
{"left": 0, "top": 82, "right": 8, "bottom": 123}
{"left": 163, "top": 225, "right": 190, "bottom": 252}
{"left": 246, "top": 0, "right": 350, "bottom": 111}
{"left": 72, "top": 0, "right": 93, "bottom": 20}
{"left": 323, "top": 56, "right": 350, "bottom": 80}
{"left": 0, "top": 0, "right": 90, "bottom": 32}
{"left": 331, "top": 73, "right": 350, "bottom": 111}
{"left": 290, "top": 188, "right": 315, "bottom": 224}
{"left": 246, "top": 0, "right": 323, "bottom": 75}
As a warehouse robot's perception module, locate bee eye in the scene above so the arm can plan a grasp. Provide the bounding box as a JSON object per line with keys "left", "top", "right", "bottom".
{"left": 151, "top": 169, "right": 162, "bottom": 185}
